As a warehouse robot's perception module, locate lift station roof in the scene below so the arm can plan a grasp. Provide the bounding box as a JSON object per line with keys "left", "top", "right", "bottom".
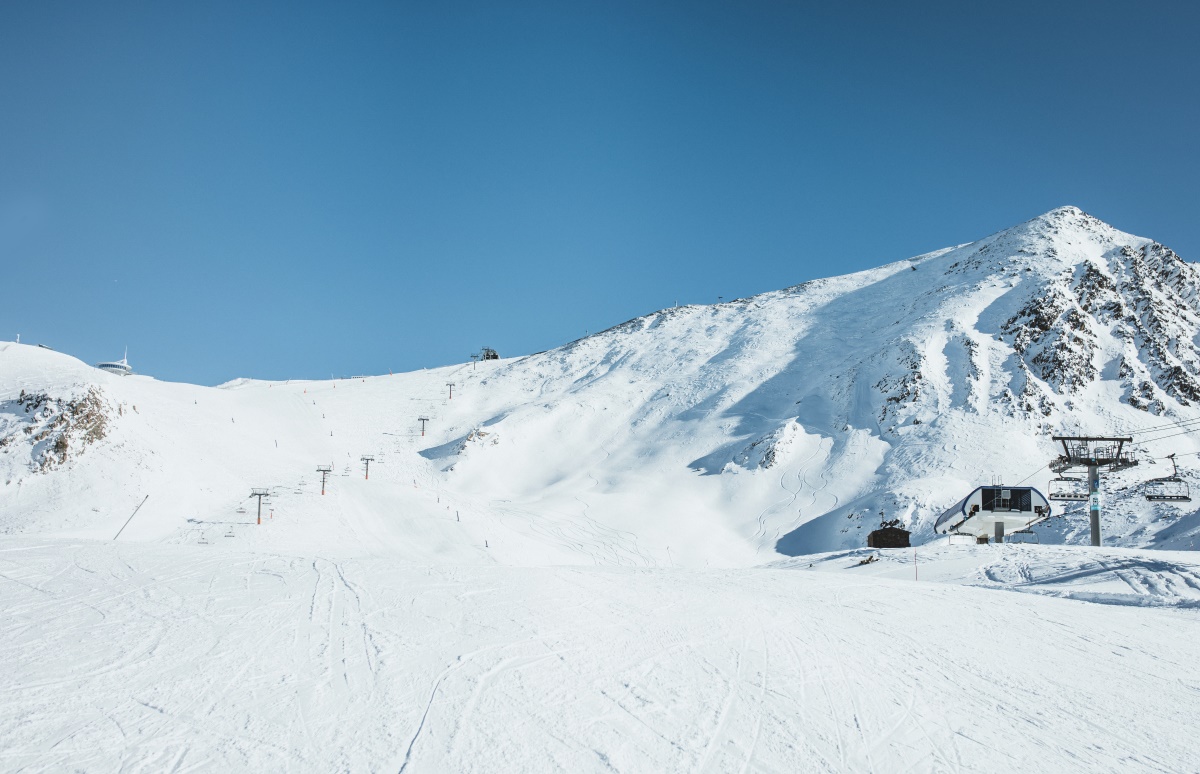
{"left": 934, "top": 486, "right": 1052, "bottom": 538}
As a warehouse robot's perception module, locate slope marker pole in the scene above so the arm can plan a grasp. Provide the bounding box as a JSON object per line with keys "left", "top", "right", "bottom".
{"left": 113, "top": 495, "right": 150, "bottom": 540}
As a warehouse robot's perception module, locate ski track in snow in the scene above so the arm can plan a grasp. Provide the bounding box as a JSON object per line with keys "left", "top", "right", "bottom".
{"left": 3, "top": 539, "right": 1200, "bottom": 772}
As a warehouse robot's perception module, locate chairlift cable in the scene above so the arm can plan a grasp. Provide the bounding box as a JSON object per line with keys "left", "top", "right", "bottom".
{"left": 1012, "top": 462, "right": 1050, "bottom": 487}
{"left": 1131, "top": 425, "right": 1200, "bottom": 445}
{"left": 1123, "top": 414, "right": 1200, "bottom": 436}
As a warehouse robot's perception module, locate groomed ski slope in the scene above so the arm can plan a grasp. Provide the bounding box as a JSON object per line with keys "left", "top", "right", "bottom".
{"left": 3, "top": 538, "right": 1199, "bottom": 772}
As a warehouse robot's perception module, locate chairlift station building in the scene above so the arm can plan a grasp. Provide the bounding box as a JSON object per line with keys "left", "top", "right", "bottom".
{"left": 934, "top": 486, "right": 1052, "bottom": 543}
{"left": 95, "top": 349, "right": 133, "bottom": 376}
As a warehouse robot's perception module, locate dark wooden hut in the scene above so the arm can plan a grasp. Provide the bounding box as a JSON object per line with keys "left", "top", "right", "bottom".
{"left": 866, "top": 524, "right": 911, "bottom": 548}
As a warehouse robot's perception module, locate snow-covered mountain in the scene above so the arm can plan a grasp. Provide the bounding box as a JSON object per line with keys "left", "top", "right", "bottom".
{"left": 4, "top": 206, "right": 1200, "bottom": 564}
{"left": 7, "top": 207, "right": 1200, "bottom": 772}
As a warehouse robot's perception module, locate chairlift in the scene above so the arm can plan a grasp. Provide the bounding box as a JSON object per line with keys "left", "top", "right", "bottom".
{"left": 1007, "top": 529, "right": 1040, "bottom": 544}
{"left": 235, "top": 507, "right": 247, "bottom": 514}
{"left": 224, "top": 527, "right": 236, "bottom": 538}
{"left": 947, "top": 531, "right": 976, "bottom": 546}
{"left": 1049, "top": 476, "right": 1088, "bottom": 501}
{"left": 1144, "top": 454, "right": 1192, "bottom": 502}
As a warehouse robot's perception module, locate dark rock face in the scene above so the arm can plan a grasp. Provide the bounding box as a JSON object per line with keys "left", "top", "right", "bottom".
{"left": 1, "top": 388, "right": 110, "bottom": 471}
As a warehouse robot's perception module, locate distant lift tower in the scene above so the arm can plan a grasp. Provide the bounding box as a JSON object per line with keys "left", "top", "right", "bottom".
{"left": 361, "top": 455, "right": 374, "bottom": 480}
{"left": 1050, "top": 436, "right": 1138, "bottom": 546}
{"left": 250, "top": 488, "right": 270, "bottom": 525}
{"left": 446, "top": 382, "right": 456, "bottom": 400}
{"left": 418, "top": 416, "right": 430, "bottom": 437}
{"left": 317, "top": 465, "right": 333, "bottom": 495}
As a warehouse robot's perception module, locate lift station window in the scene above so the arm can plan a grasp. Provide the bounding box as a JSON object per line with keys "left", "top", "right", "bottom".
{"left": 981, "top": 488, "right": 1032, "bottom": 512}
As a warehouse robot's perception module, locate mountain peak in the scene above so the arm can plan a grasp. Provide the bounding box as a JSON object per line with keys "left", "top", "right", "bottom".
{"left": 1042, "top": 205, "right": 1085, "bottom": 218}
{"left": 1023, "top": 204, "right": 1109, "bottom": 234}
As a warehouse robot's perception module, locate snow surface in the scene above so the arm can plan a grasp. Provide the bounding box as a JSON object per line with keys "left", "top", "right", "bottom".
{"left": 3, "top": 538, "right": 1199, "bottom": 771}
{"left": 4, "top": 207, "right": 1200, "bottom": 770}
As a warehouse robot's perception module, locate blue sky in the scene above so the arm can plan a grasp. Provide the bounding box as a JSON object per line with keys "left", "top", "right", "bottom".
{"left": 2, "top": 1, "right": 1198, "bottom": 384}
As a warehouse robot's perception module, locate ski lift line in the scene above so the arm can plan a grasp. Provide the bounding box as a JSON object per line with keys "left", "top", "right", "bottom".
{"left": 1123, "top": 414, "right": 1200, "bottom": 436}
{"left": 1012, "top": 462, "right": 1050, "bottom": 487}
{"left": 1131, "top": 419, "right": 1200, "bottom": 441}
{"left": 1132, "top": 425, "right": 1200, "bottom": 446}
{"left": 1145, "top": 450, "right": 1200, "bottom": 462}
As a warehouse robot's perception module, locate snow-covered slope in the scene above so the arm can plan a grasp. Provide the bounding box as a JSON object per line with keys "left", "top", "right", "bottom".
{"left": 3, "top": 538, "right": 1198, "bottom": 772}
{"left": 3, "top": 206, "right": 1200, "bottom": 564}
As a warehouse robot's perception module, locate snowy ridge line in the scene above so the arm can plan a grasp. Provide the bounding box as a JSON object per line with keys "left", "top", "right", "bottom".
{"left": 2, "top": 206, "right": 1200, "bottom": 560}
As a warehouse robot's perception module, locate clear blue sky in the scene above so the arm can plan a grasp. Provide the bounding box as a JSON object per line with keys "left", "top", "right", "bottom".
{"left": 2, "top": 1, "right": 1198, "bottom": 384}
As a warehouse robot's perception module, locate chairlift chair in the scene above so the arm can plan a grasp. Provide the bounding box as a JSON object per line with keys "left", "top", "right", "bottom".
{"left": 947, "top": 531, "right": 976, "bottom": 546}
{"left": 1144, "top": 454, "right": 1192, "bottom": 502}
{"left": 1007, "top": 529, "right": 1040, "bottom": 544}
{"left": 1049, "top": 476, "right": 1088, "bottom": 501}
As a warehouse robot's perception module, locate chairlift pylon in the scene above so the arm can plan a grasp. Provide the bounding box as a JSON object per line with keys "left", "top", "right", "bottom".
{"left": 1144, "top": 453, "right": 1192, "bottom": 502}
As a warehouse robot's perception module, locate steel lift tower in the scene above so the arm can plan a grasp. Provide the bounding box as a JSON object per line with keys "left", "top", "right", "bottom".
{"left": 317, "top": 465, "right": 333, "bottom": 495}
{"left": 1050, "top": 436, "right": 1138, "bottom": 546}
{"left": 361, "top": 455, "right": 374, "bottom": 480}
{"left": 250, "top": 488, "right": 270, "bottom": 525}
